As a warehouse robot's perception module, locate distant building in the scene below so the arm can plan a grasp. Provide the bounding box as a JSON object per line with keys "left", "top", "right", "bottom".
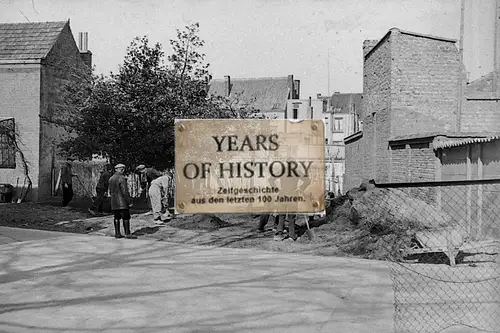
{"left": 0, "top": 21, "right": 92, "bottom": 201}
{"left": 208, "top": 75, "right": 300, "bottom": 119}
{"left": 286, "top": 92, "right": 362, "bottom": 194}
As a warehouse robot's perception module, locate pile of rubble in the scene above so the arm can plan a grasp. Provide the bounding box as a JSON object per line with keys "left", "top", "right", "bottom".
{"left": 318, "top": 181, "right": 453, "bottom": 260}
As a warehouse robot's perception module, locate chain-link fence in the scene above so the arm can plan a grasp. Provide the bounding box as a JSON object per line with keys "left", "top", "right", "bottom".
{"left": 366, "top": 180, "right": 500, "bottom": 333}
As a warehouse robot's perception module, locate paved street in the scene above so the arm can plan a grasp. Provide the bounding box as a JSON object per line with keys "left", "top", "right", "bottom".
{"left": 0, "top": 227, "right": 393, "bottom": 333}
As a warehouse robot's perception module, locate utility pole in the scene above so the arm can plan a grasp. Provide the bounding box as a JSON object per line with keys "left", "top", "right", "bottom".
{"left": 327, "top": 48, "right": 331, "bottom": 96}
{"left": 457, "top": 0, "right": 465, "bottom": 132}
{"left": 494, "top": 0, "right": 500, "bottom": 94}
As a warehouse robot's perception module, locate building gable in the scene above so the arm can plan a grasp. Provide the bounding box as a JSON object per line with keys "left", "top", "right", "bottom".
{"left": 0, "top": 21, "right": 68, "bottom": 62}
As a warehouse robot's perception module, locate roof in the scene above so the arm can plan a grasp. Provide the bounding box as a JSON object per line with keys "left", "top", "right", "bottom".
{"left": 466, "top": 69, "right": 500, "bottom": 98}
{"left": 365, "top": 28, "right": 457, "bottom": 59}
{"left": 208, "top": 76, "right": 291, "bottom": 111}
{"left": 330, "top": 93, "right": 362, "bottom": 115}
{"left": 433, "top": 135, "right": 500, "bottom": 149}
{"left": 344, "top": 130, "right": 363, "bottom": 144}
{"left": 389, "top": 132, "right": 500, "bottom": 149}
{"left": 0, "top": 21, "right": 68, "bottom": 61}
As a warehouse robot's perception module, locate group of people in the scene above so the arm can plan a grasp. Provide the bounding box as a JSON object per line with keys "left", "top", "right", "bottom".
{"left": 61, "top": 154, "right": 326, "bottom": 241}
{"left": 59, "top": 160, "right": 173, "bottom": 239}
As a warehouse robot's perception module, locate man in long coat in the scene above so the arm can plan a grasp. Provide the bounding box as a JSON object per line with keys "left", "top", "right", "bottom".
{"left": 109, "top": 164, "right": 137, "bottom": 239}
{"left": 88, "top": 164, "right": 112, "bottom": 215}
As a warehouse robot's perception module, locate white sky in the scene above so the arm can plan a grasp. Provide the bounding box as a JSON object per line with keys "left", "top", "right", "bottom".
{"left": 1, "top": 0, "right": 496, "bottom": 99}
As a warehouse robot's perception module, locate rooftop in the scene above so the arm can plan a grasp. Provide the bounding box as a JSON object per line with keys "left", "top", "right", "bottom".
{"left": 330, "top": 93, "right": 363, "bottom": 115}
{"left": 0, "top": 21, "right": 68, "bottom": 61}
{"left": 365, "top": 28, "right": 457, "bottom": 59}
{"left": 208, "top": 76, "right": 291, "bottom": 112}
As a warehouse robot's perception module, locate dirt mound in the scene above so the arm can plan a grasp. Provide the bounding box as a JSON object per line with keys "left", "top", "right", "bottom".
{"left": 168, "top": 214, "right": 233, "bottom": 232}
{"left": 313, "top": 183, "right": 454, "bottom": 260}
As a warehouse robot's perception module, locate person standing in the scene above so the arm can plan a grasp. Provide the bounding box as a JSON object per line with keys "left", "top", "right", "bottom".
{"left": 88, "top": 164, "right": 112, "bottom": 215}
{"left": 109, "top": 164, "right": 137, "bottom": 239}
{"left": 135, "top": 164, "right": 162, "bottom": 214}
{"left": 61, "top": 159, "right": 76, "bottom": 208}
{"left": 149, "top": 174, "right": 173, "bottom": 223}
{"left": 256, "top": 214, "right": 281, "bottom": 233}
{"left": 270, "top": 157, "right": 312, "bottom": 242}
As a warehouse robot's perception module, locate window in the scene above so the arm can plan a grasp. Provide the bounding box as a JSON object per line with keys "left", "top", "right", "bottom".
{"left": 0, "top": 118, "right": 16, "bottom": 169}
{"left": 323, "top": 99, "right": 327, "bottom": 112}
{"left": 333, "top": 117, "right": 342, "bottom": 131}
{"left": 293, "top": 108, "right": 298, "bottom": 119}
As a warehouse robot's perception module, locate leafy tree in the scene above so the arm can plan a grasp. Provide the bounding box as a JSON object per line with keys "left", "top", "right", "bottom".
{"left": 60, "top": 23, "right": 249, "bottom": 170}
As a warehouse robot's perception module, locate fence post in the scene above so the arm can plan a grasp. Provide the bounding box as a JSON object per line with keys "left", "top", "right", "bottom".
{"left": 477, "top": 144, "right": 484, "bottom": 240}
{"left": 466, "top": 145, "right": 472, "bottom": 237}
{"left": 435, "top": 149, "right": 442, "bottom": 209}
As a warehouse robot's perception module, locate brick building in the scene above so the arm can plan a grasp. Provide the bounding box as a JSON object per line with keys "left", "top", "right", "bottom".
{"left": 0, "top": 21, "right": 92, "bottom": 201}
{"left": 344, "top": 28, "right": 463, "bottom": 190}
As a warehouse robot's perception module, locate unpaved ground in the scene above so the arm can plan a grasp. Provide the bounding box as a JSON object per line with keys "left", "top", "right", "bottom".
{"left": 0, "top": 202, "right": 354, "bottom": 257}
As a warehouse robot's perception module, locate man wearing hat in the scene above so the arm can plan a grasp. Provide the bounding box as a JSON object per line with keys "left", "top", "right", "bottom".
{"left": 109, "top": 163, "right": 137, "bottom": 239}
{"left": 149, "top": 173, "right": 173, "bottom": 222}
{"left": 88, "top": 163, "right": 113, "bottom": 216}
{"left": 135, "top": 164, "right": 162, "bottom": 214}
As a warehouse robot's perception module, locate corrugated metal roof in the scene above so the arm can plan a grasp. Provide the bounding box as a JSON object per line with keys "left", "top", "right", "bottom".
{"left": 432, "top": 135, "right": 500, "bottom": 149}
{"left": 0, "top": 21, "right": 67, "bottom": 61}
{"left": 208, "top": 77, "right": 290, "bottom": 112}
{"left": 389, "top": 132, "right": 500, "bottom": 149}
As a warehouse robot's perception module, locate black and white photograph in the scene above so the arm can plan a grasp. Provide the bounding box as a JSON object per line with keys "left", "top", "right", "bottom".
{"left": 0, "top": 0, "right": 499, "bottom": 332}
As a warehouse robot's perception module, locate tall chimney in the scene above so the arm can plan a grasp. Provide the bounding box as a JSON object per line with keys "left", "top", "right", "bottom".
{"left": 78, "top": 32, "right": 92, "bottom": 68}
{"left": 224, "top": 75, "right": 231, "bottom": 97}
{"left": 293, "top": 79, "right": 300, "bottom": 99}
{"left": 287, "top": 75, "right": 294, "bottom": 99}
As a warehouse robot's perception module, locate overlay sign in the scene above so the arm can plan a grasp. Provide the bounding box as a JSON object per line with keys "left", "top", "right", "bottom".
{"left": 175, "top": 119, "right": 325, "bottom": 214}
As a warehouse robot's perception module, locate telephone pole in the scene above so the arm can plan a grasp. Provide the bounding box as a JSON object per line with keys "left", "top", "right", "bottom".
{"left": 327, "top": 48, "right": 331, "bottom": 96}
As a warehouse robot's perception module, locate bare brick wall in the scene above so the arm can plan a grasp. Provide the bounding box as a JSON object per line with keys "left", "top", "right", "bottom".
{"left": 461, "top": 99, "right": 500, "bottom": 132}
{"left": 344, "top": 113, "right": 376, "bottom": 191}
{"left": 363, "top": 114, "right": 375, "bottom": 180}
{"left": 39, "top": 24, "right": 88, "bottom": 200}
{"left": 344, "top": 135, "right": 364, "bottom": 190}
{"left": 363, "top": 33, "right": 392, "bottom": 183}
{"left": 390, "top": 145, "right": 409, "bottom": 182}
{"left": 0, "top": 65, "right": 41, "bottom": 200}
{"left": 390, "top": 31, "right": 459, "bottom": 137}
{"left": 390, "top": 142, "right": 435, "bottom": 182}
{"left": 407, "top": 142, "right": 435, "bottom": 181}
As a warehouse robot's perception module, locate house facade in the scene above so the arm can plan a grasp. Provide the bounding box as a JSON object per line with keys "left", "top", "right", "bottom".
{"left": 0, "top": 21, "right": 92, "bottom": 202}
